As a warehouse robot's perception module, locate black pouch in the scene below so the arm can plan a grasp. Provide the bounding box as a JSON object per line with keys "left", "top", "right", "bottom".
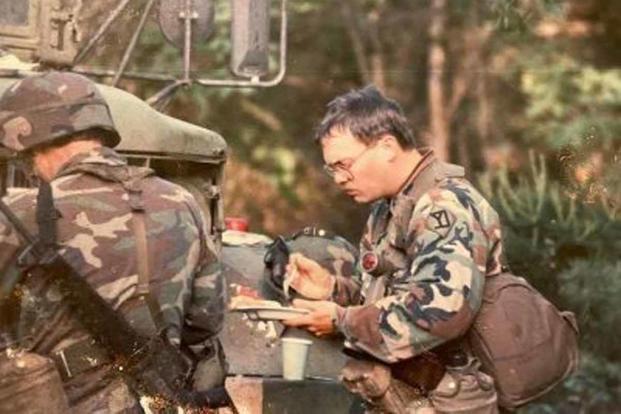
{"left": 263, "top": 236, "right": 290, "bottom": 291}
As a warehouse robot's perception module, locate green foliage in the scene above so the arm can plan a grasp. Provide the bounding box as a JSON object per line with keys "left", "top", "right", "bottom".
{"left": 479, "top": 153, "right": 620, "bottom": 294}
{"left": 523, "top": 352, "right": 621, "bottom": 413}
{"left": 520, "top": 54, "right": 621, "bottom": 151}
{"left": 488, "top": 0, "right": 564, "bottom": 32}
{"left": 558, "top": 260, "right": 621, "bottom": 359}
{"left": 288, "top": 1, "right": 324, "bottom": 14}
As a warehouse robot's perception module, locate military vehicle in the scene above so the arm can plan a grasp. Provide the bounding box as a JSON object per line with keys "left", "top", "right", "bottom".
{"left": 0, "top": 1, "right": 363, "bottom": 412}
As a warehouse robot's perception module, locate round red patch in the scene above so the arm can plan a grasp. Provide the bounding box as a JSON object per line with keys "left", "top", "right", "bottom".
{"left": 361, "top": 251, "right": 379, "bottom": 272}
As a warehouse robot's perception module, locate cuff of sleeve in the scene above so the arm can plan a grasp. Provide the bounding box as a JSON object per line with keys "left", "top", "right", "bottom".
{"left": 333, "top": 305, "right": 347, "bottom": 333}
{"left": 334, "top": 305, "right": 367, "bottom": 338}
{"left": 334, "top": 304, "right": 387, "bottom": 356}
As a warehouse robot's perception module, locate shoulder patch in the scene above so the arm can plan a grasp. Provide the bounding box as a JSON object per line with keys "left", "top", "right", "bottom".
{"left": 426, "top": 207, "right": 455, "bottom": 238}
{"left": 430, "top": 209, "right": 451, "bottom": 229}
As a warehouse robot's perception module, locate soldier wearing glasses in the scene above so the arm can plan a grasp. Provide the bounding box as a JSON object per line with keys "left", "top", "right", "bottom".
{"left": 283, "top": 86, "right": 501, "bottom": 413}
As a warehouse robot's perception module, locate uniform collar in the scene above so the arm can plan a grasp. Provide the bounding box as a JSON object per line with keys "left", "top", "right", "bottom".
{"left": 388, "top": 148, "right": 465, "bottom": 214}
{"left": 397, "top": 148, "right": 436, "bottom": 197}
{"left": 55, "top": 146, "right": 126, "bottom": 179}
{"left": 387, "top": 148, "right": 436, "bottom": 211}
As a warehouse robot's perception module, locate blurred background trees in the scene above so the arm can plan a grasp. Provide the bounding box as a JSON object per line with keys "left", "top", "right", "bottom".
{"left": 92, "top": 0, "right": 620, "bottom": 411}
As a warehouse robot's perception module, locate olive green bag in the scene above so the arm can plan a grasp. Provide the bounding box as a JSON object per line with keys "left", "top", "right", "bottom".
{"left": 468, "top": 272, "right": 580, "bottom": 410}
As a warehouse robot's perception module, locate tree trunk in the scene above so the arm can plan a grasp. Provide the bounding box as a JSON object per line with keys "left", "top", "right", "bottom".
{"left": 368, "top": 8, "right": 387, "bottom": 91}
{"left": 427, "top": 0, "right": 450, "bottom": 161}
{"left": 340, "top": 0, "right": 371, "bottom": 84}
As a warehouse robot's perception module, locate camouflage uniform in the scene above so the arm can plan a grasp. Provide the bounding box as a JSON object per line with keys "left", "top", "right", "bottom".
{"left": 0, "top": 72, "right": 226, "bottom": 412}
{"left": 333, "top": 150, "right": 502, "bottom": 412}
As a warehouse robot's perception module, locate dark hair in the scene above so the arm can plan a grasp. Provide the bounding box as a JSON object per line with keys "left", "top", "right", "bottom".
{"left": 314, "top": 85, "right": 416, "bottom": 149}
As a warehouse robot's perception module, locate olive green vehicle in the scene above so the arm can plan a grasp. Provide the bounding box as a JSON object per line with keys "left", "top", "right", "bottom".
{"left": 0, "top": 1, "right": 363, "bottom": 412}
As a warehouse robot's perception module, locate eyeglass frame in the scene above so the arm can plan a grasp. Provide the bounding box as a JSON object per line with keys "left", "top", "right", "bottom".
{"left": 323, "top": 143, "right": 377, "bottom": 180}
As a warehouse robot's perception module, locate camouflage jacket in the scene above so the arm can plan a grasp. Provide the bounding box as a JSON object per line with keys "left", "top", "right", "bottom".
{"left": 333, "top": 151, "right": 504, "bottom": 363}
{"left": 0, "top": 147, "right": 225, "bottom": 411}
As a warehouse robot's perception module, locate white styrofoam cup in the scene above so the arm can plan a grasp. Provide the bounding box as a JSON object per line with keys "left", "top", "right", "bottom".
{"left": 281, "top": 337, "right": 313, "bottom": 380}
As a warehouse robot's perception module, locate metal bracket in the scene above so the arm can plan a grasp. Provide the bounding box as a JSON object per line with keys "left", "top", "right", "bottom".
{"left": 73, "top": 0, "right": 288, "bottom": 107}
{"left": 40, "top": 0, "right": 80, "bottom": 65}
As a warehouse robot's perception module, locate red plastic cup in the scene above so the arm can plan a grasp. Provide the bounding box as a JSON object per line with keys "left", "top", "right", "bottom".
{"left": 225, "top": 217, "right": 249, "bottom": 232}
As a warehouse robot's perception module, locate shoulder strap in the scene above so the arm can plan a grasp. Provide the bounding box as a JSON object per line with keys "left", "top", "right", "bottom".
{"left": 129, "top": 194, "right": 166, "bottom": 334}
{"left": 363, "top": 162, "right": 466, "bottom": 303}
{"left": 387, "top": 161, "right": 464, "bottom": 247}
{"left": 57, "top": 163, "right": 165, "bottom": 334}
{"left": 406, "top": 161, "right": 465, "bottom": 206}
{"left": 106, "top": 167, "right": 166, "bottom": 335}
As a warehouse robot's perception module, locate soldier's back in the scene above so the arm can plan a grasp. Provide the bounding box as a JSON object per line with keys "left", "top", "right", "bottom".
{"left": 1, "top": 147, "right": 217, "bottom": 411}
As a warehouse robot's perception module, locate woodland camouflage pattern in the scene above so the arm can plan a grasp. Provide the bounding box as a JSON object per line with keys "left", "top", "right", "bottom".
{"left": 266, "top": 229, "right": 358, "bottom": 300}
{"left": 0, "top": 147, "right": 225, "bottom": 412}
{"left": 0, "top": 71, "right": 120, "bottom": 151}
{"left": 287, "top": 230, "right": 358, "bottom": 279}
{"left": 333, "top": 151, "right": 504, "bottom": 363}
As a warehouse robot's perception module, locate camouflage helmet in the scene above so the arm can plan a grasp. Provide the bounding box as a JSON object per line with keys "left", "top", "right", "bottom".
{"left": 264, "top": 227, "right": 358, "bottom": 297}
{"left": 0, "top": 71, "right": 120, "bottom": 152}
{"left": 286, "top": 227, "right": 358, "bottom": 278}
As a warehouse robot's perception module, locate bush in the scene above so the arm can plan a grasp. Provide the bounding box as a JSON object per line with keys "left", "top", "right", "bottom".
{"left": 558, "top": 260, "right": 621, "bottom": 360}
{"left": 523, "top": 353, "right": 621, "bottom": 414}
{"left": 478, "top": 152, "right": 621, "bottom": 301}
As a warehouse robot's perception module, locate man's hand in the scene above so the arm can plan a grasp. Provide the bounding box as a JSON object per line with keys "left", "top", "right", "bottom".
{"left": 283, "top": 299, "right": 341, "bottom": 337}
{"left": 286, "top": 253, "right": 335, "bottom": 300}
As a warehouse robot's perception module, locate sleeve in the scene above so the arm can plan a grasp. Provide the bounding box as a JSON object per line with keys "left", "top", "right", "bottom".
{"left": 335, "top": 188, "right": 487, "bottom": 363}
{"left": 181, "top": 202, "right": 226, "bottom": 348}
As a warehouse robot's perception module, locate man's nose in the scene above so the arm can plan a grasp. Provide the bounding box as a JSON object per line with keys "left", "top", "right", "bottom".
{"left": 333, "top": 170, "right": 351, "bottom": 186}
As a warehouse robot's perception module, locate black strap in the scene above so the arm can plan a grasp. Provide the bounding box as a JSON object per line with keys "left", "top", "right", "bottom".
{"left": 36, "top": 181, "right": 59, "bottom": 249}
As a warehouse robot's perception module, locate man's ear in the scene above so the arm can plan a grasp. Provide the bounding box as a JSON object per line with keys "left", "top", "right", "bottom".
{"left": 378, "top": 134, "right": 401, "bottom": 162}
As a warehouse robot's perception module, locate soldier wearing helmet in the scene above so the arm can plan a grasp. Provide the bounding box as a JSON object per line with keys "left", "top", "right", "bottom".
{"left": 0, "top": 71, "right": 121, "bottom": 153}
{"left": 0, "top": 72, "right": 226, "bottom": 412}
